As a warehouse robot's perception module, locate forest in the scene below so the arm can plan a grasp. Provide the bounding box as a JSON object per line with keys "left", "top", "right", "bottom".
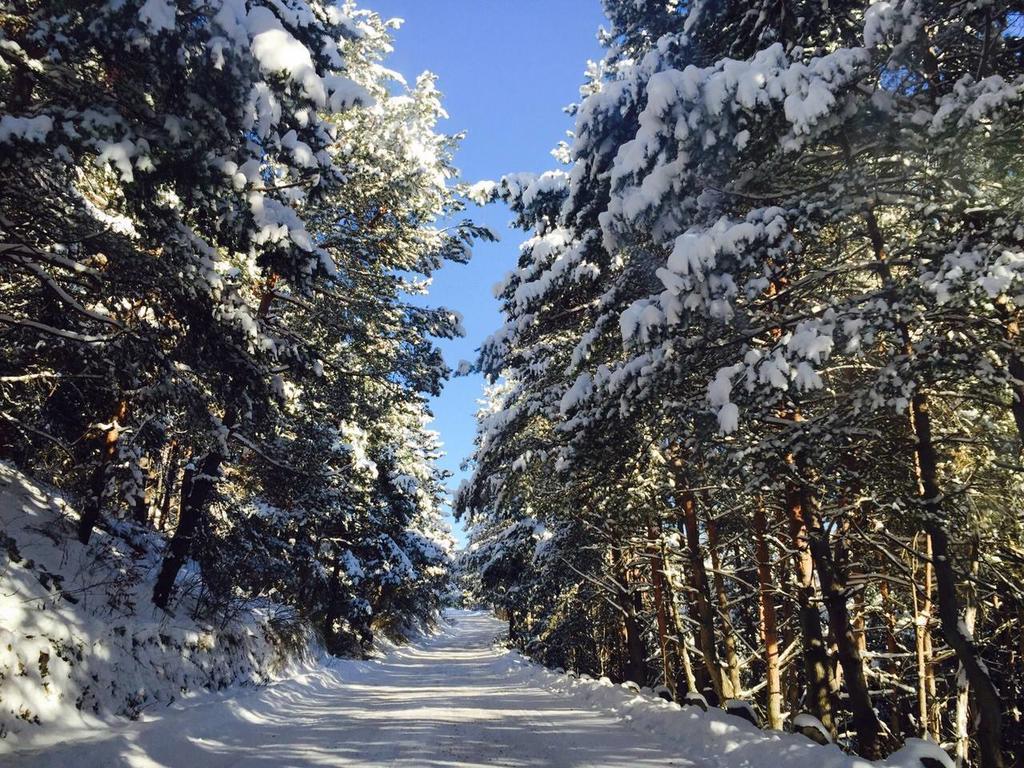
{"left": 2, "top": 1, "right": 1023, "bottom": 767}
{"left": 1, "top": 0, "right": 478, "bottom": 659}
{"left": 457, "top": 3, "right": 1024, "bottom": 767}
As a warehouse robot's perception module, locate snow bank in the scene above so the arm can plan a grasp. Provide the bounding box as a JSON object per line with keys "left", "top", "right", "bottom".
{"left": 0, "top": 463, "right": 314, "bottom": 743}
{"left": 498, "top": 648, "right": 951, "bottom": 768}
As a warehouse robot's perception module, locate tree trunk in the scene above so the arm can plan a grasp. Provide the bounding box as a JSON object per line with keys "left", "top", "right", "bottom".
{"left": 754, "top": 499, "right": 783, "bottom": 729}
{"left": 1007, "top": 349, "right": 1024, "bottom": 445}
{"left": 613, "top": 549, "right": 646, "bottom": 686}
{"left": 621, "top": 605, "right": 646, "bottom": 686}
{"left": 910, "top": 393, "right": 1005, "bottom": 768}
{"left": 912, "top": 533, "right": 937, "bottom": 741}
{"left": 777, "top": 562, "right": 801, "bottom": 717}
{"left": 132, "top": 455, "right": 153, "bottom": 525}
{"left": 78, "top": 399, "right": 127, "bottom": 544}
{"left": 323, "top": 562, "right": 345, "bottom": 653}
{"left": 996, "top": 303, "right": 1024, "bottom": 446}
{"left": 955, "top": 536, "right": 980, "bottom": 768}
{"left": 152, "top": 451, "right": 222, "bottom": 609}
{"left": 707, "top": 515, "right": 740, "bottom": 698}
{"left": 678, "top": 485, "right": 725, "bottom": 700}
{"left": 662, "top": 568, "right": 698, "bottom": 696}
{"left": 859, "top": 196, "right": 1005, "bottom": 767}
{"left": 806, "top": 504, "right": 883, "bottom": 757}
{"left": 648, "top": 521, "right": 676, "bottom": 695}
{"left": 878, "top": 579, "right": 903, "bottom": 734}
{"left": 676, "top": 635, "right": 697, "bottom": 696}
{"left": 157, "top": 440, "right": 180, "bottom": 531}
{"left": 785, "top": 475, "right": 835, "bottom": 736}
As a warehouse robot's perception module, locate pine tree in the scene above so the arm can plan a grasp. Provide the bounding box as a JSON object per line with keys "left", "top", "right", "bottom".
{"left": 461, "top": 2, "right": 1024, "bottom": 765}
{"left": 2, "top": 0, "right": 480, "bottom": 653}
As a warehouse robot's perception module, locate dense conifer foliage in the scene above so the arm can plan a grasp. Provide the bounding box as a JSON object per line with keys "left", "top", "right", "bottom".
{"left": 0, "top": 0, "right": 481, "bottom": 654}
{"left": 459, "top": 2, "right": 1024, "bottom": 766}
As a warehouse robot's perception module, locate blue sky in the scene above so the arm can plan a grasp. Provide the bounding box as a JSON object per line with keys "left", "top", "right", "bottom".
{"left": 368, "top": 1, "right": 607, "bottom": 545}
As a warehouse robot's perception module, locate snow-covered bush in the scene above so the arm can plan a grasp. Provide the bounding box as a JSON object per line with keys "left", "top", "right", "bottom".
{"left": 0, "top": 463, "right": 315, "bottom": 739}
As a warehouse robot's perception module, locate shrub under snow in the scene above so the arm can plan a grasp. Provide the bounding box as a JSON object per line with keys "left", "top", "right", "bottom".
{"left": 0, "top": 463, "right": 313, "bottom": 741}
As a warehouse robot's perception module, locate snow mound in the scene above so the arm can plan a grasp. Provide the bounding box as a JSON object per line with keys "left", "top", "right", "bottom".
{"left": 499, "top": 648, "right": 954, "bottom": 768}
{"left": 0, "top": 464, "right": 313, "bottom": 743}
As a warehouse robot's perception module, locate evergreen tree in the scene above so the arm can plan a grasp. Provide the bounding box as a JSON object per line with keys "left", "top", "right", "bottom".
{"left": 461, "top": 2, "right": 1024, "bottom": 765}
{"left": 1, "top": 0, "right": 479, "bottom": 651}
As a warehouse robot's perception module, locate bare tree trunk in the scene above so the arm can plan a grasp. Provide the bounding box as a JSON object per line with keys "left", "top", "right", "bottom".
{"left": 152, "top": 444, "right": 167, "bottom": 527}
{"left": 613, "top": 548, "right": 646, "bottom": 686}
{"left": 323, "top": 561, "right": 346, "bottom": 654}
{"left": 707, "top": 515, "right": 740, "bottom": 699}
{"left": 909, "top": 393, "right": 1005, "bottom": 768}
{"left": 754, "top": 499, "right": 783, "bottom": 729}
{"left": 858, "top": 195, "right": 1005, "bottom": 768}
{"left": 157, "top": 440, "right": 180, "bottom": 531}
{"left": 956, "top": 536, "right": 980, "bottom": 768}
{"left": 777, "top": 556, "right": 801, "bottom": 717}
{"left": 879, "top": 579, "right": 903, "bottom": 734}
{"left": 876, "top": 581, "right": 901, "bottom": 737}
{"left": 995, "top": 303, "right": 1024, "bottom": 446}
{"left": 807, "top": 502, "right": 883, "bottom": 757}
{"left": 912, "top": 533, "right": 937, "bottom": 741}
{"left": 78, "top": 399, "right": 127, "bottom": 544}
{"left": 649, "top": 520, "right": 676, "bottom": 695}
{"left": 677, "top": 482, "right": 725, "bottom": 700}
{"left": 663, "top": 569, "right": 698, "bottom": 696}
{"left": 676, "top": 636, "right": 697, "bottom": 696}
{"left": 785, "top": 475, "right": 836, "bottom": 736}
{"left": 132, "top": 455, "right": 153, "bottom": 525}
{"left": 152, "top": 450, "right": 221, "bottom": 609}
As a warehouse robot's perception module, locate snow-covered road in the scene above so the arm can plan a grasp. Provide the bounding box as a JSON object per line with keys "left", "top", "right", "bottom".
{"left": 7, "top": 611, "right": 698, "bottom": 768}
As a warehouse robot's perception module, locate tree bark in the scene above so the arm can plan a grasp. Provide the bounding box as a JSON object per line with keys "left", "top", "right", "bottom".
{"left": 613, "top": 548, "right": 646, "bottom": 686}
{"left": 663, "top": 568, "right": 698, "bottom": 696}
{"left": 806, "top": 504, "right": 883, "bottom": 757}
{"left": 912, "top": 533, "right": 937, "bottom": 741}
{"left": 152, "top": 450, "right": 222, "bottom": 609}
{"left": 78, "top": 399, "right": 127, "bottom": 544}
{"left": 785, "top": 475, "right": 836, "bottom": 736}
{"left": 707, "top": 515, "right": 740, "bottom": 698}
{"left": 858, "top": 196, "right": 1005, "bottom": 767}
{"left": 132, "top": 455, "right": 153, "bottom": 525}
{"left": 777, "top": 560, "right": 802, "bottom": 717}
{"left": 677, "top": 483, "right": 725, "bottom": 700}
{"left": 754, "top": 499, "right": 783, "bottom": 729}
{"left": 878, "top": 579, "right": 902, "bottom": 734}
{"left": 955, "top": 536, "right": 980, "bottom": 768}
{"left": 995, "top": 303, "right": 1024, "bottom": 446}
{"left": 911, "top": 393, "right": 1005, "bottom": 768}
{"left": 157, "top": 440, "right": 180, "bottom": 531}
{"left": 648, "top": 521, "right": 677, "bottom": 695}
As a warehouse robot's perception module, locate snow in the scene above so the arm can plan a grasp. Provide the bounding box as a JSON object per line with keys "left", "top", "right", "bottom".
{"left": 243, "top": 6, "right": 369, "bottom": 114}
{"left": 884, "top": 739, "right": 955, "bottom": 768}
{"left": 137, "top": 0, "right": 176, "bottom": 33}
{"left": 95, "top": 139, "right": 138, "bottom": 182}
{"left": 0, "top": 464, "right": 310, "bottom": 743}
{"left": 559, "top": 372, "right": 594, "bottom": 416}
{"left": 707, "top": 365, "right": 743, "bottom": 433}
{"left": 723, "top": 699, "right": 760, "bottom": 727}
{"left": 4, "top": 612, "right": 685, "bottom": 767}
{"left": 2, "top": 607, "right": 960, "bottom": 766}
{"left": 247, "top": 6, "right": 326, "bottom": 105}
{"left": 863, "top": 2, "right": 895, "bottom": 48}
{"left": 792, "top": 713, "right": 833, "bottom": 743}
{"left": 0, "top": 115, "right": 54, "bottom": 144}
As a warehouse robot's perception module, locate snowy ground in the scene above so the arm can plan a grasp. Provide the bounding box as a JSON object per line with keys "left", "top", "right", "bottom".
{"left": 4, "top": 610, "right": 943, "bottom": 768}
{"left": 0, "top": 463, "right": 309, "bottom": 740}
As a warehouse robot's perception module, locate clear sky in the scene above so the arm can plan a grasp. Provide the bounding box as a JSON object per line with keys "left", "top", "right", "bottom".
{"left": 367, "top": 1, "right": 607, "bottom": 546}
